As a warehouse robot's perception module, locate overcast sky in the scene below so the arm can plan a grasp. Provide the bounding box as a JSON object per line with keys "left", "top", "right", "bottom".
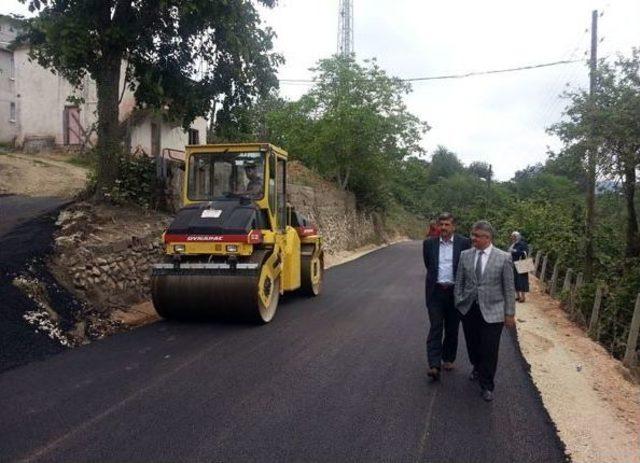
{"left": 2, "top": 1, "right": 639, "bottom": 180}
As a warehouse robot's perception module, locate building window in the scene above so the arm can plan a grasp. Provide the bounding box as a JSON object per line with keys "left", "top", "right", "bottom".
{"left": 188, "top": 129, "right": 200, "bottom": 145}
{"left": 9, "top": 54, "right": 15, "bottom": 80}
{"left": 9, "top": 102, "right": 16, "bottom": 122}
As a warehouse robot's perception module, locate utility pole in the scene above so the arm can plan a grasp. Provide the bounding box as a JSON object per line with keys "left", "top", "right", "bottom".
{"left": 584, "top": 9, "right": 598, "bottom": 282}
{"left": 486, "top": 164, "right": 493, "bottom": 217}
{"left": 337, "top": 0, "right": 354, "bottom": 56}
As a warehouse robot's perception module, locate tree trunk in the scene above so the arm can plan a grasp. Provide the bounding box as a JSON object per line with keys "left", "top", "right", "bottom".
{"left": 94, "top": 56, "right": 122, "bottom": 199}
{"left": 622, "top": 156, "right": 640, "bottom": 258}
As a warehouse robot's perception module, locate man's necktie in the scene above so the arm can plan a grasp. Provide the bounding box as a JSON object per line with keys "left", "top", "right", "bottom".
{"left": 475, "top": 250, "right": 484, "bottom": 282}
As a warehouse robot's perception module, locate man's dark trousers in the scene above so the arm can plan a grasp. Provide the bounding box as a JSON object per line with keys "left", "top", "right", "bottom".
{"left": 461, "top": 302, "right": 504, "bottom": 391}
{"left": 426, "top": 285, "right": 460, "bottom": 368}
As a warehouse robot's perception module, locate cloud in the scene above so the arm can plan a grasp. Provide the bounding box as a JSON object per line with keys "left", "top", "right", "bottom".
{"left": 261, "top": 0, "right": 639, "bottom": 181}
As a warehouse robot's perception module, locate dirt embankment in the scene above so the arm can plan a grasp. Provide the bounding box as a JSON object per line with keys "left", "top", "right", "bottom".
{"left": 0, "top": 153, "right": 88, "bottom": 197}
{"left": 518, "top": 278, "right": 640, "bottom": 463}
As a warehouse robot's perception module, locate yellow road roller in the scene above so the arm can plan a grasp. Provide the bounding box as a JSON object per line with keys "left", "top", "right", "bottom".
{"left": 151, "top": 143, "right": 324, "bottom": 323}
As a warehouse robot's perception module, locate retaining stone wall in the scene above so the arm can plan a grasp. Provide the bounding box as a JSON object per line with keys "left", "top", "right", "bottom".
{"left": 71, "top": 236, "right": 162, "bottom": 302}
{"left": 287, "top": 183, "right": 378, "bottom": 254}
{"left": 53, "top": 226, "right": 164, "bottom": 312}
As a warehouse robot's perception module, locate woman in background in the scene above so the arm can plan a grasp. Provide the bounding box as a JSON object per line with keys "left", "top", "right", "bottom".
{"left": 508, "top": 231, "right": 530, "bottom": 302}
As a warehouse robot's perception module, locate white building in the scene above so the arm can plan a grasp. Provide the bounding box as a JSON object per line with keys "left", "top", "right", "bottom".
{"left": 0, "top": 15, "right": 19, "bottom": 145}
{"left": 0, "top": 14, "right": 207, "bottom": 156}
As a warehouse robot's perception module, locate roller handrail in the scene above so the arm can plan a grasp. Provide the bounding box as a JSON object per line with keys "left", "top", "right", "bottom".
{"left": 162, "top": 148, "right": 186, "bottom": 163}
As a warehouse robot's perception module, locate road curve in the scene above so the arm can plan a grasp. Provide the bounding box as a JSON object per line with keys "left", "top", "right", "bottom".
{"left": 0, "top": 241, "right": 566, "bottom": 462}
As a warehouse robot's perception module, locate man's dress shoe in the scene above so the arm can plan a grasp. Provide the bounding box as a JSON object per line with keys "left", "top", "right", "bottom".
{"left": 427, "top": 367, "right": 441, "bottom": 381}
{"left": 442, "top": 362, "right": 454, "bottom": 371}
{"left": 481, "top": 389, "right": 494, "bottom": 402}
{"left": 469, "top": 369, "right": 479, "bottom": 381}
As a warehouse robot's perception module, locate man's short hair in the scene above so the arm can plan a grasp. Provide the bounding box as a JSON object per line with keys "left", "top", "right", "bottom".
{"left": 472, "top": 220, "right": 495, "bottom": 239}
{"left": 438, "top": 212, "right": 455, "bottom": 223}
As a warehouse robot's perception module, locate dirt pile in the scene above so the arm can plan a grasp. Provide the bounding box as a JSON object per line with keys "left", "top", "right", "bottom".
{"left": 0, "top": 152, "right": 87, "bottom": 197}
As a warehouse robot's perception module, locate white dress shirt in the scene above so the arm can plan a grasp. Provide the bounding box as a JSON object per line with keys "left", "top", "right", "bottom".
{"left": 473, "top": 244, "right": 493, "bottom": 276}
{"left": 437, "top": 236, "right": 454, "bottom": 283}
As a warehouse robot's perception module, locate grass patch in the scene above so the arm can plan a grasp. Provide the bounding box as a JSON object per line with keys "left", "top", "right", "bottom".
{"left": 379, "top": 201, "right": 424, "bottom": 240}
{"left": 66, "top": 152, "right": 96, "bottom": 169}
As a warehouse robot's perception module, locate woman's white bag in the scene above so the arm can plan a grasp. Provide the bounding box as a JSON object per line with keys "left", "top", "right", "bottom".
{"left": 514, "top": 257, "right": 535, "bottom": 274}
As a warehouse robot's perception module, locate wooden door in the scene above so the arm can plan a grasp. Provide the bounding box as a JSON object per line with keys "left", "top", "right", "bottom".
{"left": 64, "top": 106, "right": 82, "bottom": 145}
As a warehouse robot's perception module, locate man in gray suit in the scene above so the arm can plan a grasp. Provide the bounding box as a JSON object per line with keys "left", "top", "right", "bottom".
{"left": 454, "top": 221, "right": 516, "bottom": 401}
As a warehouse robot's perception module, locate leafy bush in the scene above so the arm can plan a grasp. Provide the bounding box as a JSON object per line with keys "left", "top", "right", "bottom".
{"left": 99, "top": 153, "right": 158, "bottom": 209}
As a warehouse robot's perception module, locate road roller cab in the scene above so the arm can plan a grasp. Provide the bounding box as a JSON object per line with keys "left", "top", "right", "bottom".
{"left": 151, "top": 143, "right": 324, "bottom": 323}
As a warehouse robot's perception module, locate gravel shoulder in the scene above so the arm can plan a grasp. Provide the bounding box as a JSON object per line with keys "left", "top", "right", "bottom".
{"left": 518, "top": 278, "right": 640, "bottom": 463}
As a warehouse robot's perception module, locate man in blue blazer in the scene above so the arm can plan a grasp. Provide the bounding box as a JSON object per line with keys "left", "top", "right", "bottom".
{"left": 422, "top": 212, "right": 471, "bottom": 381}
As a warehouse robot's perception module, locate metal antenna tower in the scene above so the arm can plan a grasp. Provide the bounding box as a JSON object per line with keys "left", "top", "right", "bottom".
{"left": 337, "top": 0, "right": 354, "bottom": 56}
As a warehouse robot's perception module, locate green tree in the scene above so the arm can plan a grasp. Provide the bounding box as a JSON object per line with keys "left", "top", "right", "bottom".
{"left": 550, "top": 49, "right": 640, "bottom": 260}
{"left": 468, "top": 161, "right": 493, "bottom": 181}
{"left": 389, "top": 156, "right": 432, "bottom": 216}
{"left": 211, "top": 92, "right": 290, "bottom": 143}
{"left": 19, "top": 0, "right": 282, "bottom": 197}
{"left": 252, "top": 55, "right": 429, "bottom": 209}
{"left": 427, "top": 146, "right": 464, "bottom": 183}
{"left": 306, "top": 56, "right": 428, "bottom": 194}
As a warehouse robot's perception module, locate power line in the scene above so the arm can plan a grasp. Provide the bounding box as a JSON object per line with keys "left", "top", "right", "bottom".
{"left": 278, "top": 58, "right": 584, "bottom": 85}
{"left": 537, "top": 26, "right": 591, "bottom": 125}
{"left": 403, "top": 59, "right": 583, "bottom": 81}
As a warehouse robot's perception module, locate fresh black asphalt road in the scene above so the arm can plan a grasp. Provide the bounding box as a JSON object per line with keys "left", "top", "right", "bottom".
{"left": 0, "top": 195, "right": 68, "bottom": 238}
{"left": 0, "top": 241, "right": 566, "bottom": 462}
